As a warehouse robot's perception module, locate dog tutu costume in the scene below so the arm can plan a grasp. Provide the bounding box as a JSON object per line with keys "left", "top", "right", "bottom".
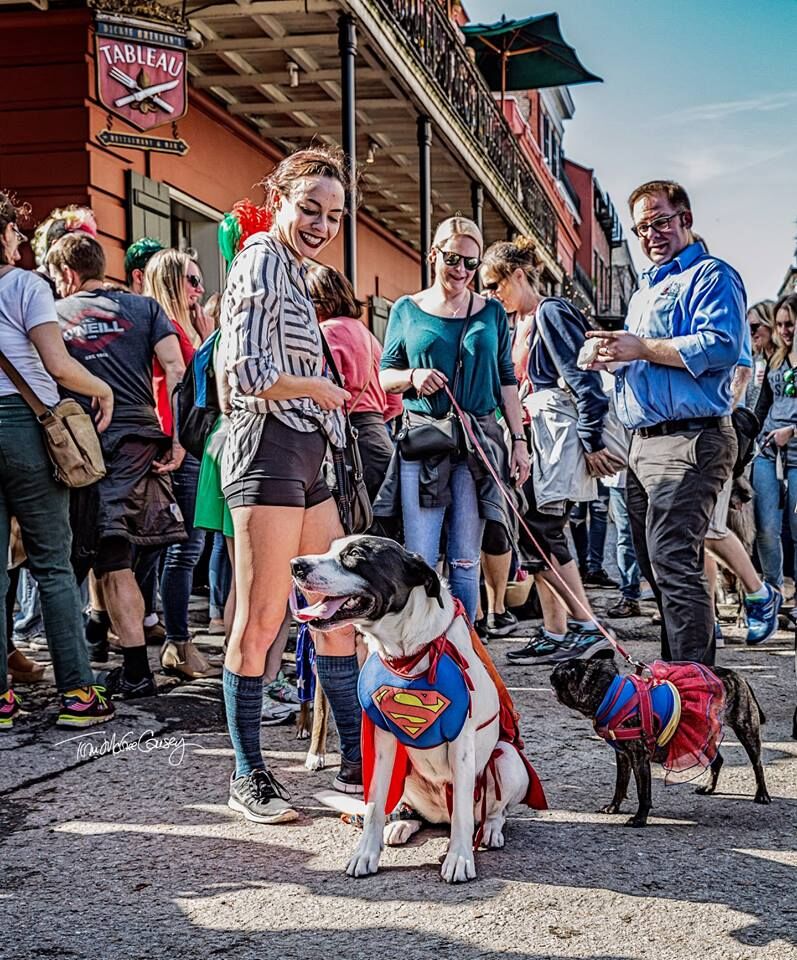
{"left": 594, "top": 661, "right": 726, "bottom": 783}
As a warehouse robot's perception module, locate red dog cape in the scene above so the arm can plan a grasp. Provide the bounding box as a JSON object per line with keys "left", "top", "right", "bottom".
{"left": 593, "top": 661, "right": 726, "bottom": 784}
{"left": 360, "top": 601, "right": 547, "bottom": 832}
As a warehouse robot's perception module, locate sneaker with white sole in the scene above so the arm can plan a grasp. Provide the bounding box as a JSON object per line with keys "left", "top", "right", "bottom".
{"left": 506, "top": 629, "right": 613, "bottom": 665}
{"left": 228, "top": 768, "right": 298, "bottom": 823}
{"left": 745, "top": 583, "right": 782, "bottom": 645}
{"left": 333, "top": 759, "right": 364, "bottom": 795}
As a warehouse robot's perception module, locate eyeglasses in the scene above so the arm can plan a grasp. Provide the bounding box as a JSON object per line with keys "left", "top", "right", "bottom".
{"left": 186, "top": 274, "right": 203, "bottom": 289}
{"left": 440, "top": 251, "right": 481, "bottom": 271}
{"left": 10, "top": 223, "right": 27, "bottom": 244}
{"left": 631, "top": 211, "right": 684, "bottom": 239}
{"left": 749, "top": 323, "right": 762, "bottom": 333}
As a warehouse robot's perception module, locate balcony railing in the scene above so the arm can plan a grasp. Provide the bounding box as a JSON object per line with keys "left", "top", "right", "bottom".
{"left": 370, "top": 0, "right": 558, "bottom": 257}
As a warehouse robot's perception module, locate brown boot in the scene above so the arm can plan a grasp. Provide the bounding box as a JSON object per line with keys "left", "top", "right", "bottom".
{"left": 7, "top": 648, "right": 46, "bottom": 684}
{"left": 160, "top": 639, "right": 221, "bottom": 680}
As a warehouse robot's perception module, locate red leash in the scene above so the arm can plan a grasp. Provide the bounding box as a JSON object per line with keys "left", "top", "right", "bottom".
{"left": 443, "top": 384, "right": 646, "bottom": 672}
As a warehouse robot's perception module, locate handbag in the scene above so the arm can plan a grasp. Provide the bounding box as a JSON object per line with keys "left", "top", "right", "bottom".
{"left": 396, "top": 292, "right": 474, "bottom": 461}
{"left": 731, "top": 405, "right": 760, "bottom": 478}
{"left": 319, "top": 330, "right": 374, "bottom": 535}
{"left": 0, "top": 347, "right": 106, "bottom": 488}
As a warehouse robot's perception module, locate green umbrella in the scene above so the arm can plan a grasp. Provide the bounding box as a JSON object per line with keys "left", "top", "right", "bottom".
{"left": 461, "top": 13, "right": 601, "bottom": 103}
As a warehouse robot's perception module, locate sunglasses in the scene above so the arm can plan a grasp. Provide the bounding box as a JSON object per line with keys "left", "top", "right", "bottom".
{"left": 749, "top": 323, "right": 763, "bottom": 333}
{"left": 186, "top": 274, "right": 203, "bottom": 289}
{"left": 784, "top": 367, "right": 797, "bottom": 398}
{"left": 440, "top": 251, "right": 480, "bottom": 271}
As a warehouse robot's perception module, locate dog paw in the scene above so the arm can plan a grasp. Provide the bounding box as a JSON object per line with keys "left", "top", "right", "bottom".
{"left": 441, "top": 848, "right": 477, "bottom": 883}
{"left": 754, "top": 790, "right": 772, "bottom": 805}
{"left": 599, "top": 802, "right": 623, "bottom": 815}
{"left": 480, "top": 819, "right": 505, "bottom": 849}
{"left": 304, "top": 752, "right": 325, "bottom": 771}
{"left": 384, "top": 819, "right": 421, "bottom": 847}
{"left": 295, "top": 727, "right": 310, "bottom": 741}
{"left": 346, "top": 842, "right": 382, "bottom": 878}
{"left": 625, "top": 816, "right": 648, "bottom": 828}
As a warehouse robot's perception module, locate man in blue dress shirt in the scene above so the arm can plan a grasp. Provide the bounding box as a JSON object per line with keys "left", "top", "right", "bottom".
{"left": 587, "top": 180, "right": 745, "bottom": 664}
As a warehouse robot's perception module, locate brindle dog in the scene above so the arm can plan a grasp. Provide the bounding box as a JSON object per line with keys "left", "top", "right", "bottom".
{"left": 550, "top": 657, "right": 771, "bottom": 827}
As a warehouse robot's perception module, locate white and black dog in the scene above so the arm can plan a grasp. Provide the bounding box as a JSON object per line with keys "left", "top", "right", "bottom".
{"left": 291, "top": 535, "right": 544, "bottom": 883}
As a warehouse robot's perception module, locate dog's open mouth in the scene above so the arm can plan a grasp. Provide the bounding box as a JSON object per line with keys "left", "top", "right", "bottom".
{"left": 290, "top": 587, "right": 373, "bottom": 628}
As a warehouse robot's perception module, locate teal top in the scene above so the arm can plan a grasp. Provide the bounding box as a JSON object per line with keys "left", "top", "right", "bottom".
{"left": 380, "top": 296, "right": 516, "bottom": 418}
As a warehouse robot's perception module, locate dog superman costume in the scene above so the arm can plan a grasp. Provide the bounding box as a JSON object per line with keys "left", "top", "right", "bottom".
{"left": 359, "top": 601, "right": 547, "bottom": 830}
{"left": 594, "top": 661, "right": 726, "bottom": 783}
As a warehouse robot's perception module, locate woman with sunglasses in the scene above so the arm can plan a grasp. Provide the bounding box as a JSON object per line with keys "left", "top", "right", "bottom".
{"left": 378, "top": 217, "right": 529, "bottom": 621}
{"left": 746, "top": 300, "right": 776, "bottom": 410}
{"left": 143, "top": 249, "right": 216, "bottom": 681}
{"left": 752, "top": 293, "right": 797, "bottom": 590}
{"left": 480, "top": 236, "right": 620, "bottom": 666}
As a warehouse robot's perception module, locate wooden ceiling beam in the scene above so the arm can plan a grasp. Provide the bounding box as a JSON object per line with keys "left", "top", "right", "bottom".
{"left": 228, "top": 97, "right": 401, "bottom": 114}
{"left": 192, "top": 1, "right": 339, "bottom": 18}
{"left": 192, "top": 67, "right": 384, "bottom": 87}
{"left": 202, "top": 33, "right": 338, "bottom": 53}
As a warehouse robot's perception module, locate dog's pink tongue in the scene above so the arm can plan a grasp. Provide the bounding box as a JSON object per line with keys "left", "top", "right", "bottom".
{"left": 292, "top": 595, "right": 348, "bottom": 623}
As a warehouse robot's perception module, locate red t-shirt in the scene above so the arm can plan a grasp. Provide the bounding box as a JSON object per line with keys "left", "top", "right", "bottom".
{"left": 321, "top": 315, "right": 403, "bottom": 421}
{"left": 153, "top": 319, "right": 196, "bottom": 436}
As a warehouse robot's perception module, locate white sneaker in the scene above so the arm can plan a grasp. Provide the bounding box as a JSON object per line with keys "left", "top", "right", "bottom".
{"left": 261, "top": 695, "right": 296, "bottom": 725}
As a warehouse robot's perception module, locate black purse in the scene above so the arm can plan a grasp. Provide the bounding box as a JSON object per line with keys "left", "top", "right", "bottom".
{"left": 319, "top": 331, "right": 374, "bottom": 535}
{"left": 397, "top": 292, "right": 474, "bottom": 462}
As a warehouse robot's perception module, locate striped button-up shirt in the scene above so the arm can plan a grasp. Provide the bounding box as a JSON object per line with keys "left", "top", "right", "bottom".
{"left": 220, "top": 232, "right": 345, "bottom": 487}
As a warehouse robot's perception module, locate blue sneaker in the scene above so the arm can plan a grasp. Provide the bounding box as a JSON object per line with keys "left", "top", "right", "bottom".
{"left": 745, "top": 583, "right": 782, "bottom": 646}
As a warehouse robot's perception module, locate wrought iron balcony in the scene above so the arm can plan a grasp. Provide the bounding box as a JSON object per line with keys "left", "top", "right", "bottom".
{"left": 369, "top": 0, "right": 558, "bottom": 257}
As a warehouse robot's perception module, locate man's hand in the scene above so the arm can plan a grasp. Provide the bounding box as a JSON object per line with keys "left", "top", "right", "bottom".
{"left": 91, "top": 388, "right": 114, "bottom": 433}
{"left": 585, "top": 330, "right": 649, "bottom": 365}
{"left": 584, "top": 447, "right": 625, "bottom": 478}
{"left": 765, "top": 425, "right": 795, "bottom": 449}
{"left": 153, "top": 442, "right": 186, "bottom": 474}
{"left": 510, "top": 440, "right": 530, "bottom": 486}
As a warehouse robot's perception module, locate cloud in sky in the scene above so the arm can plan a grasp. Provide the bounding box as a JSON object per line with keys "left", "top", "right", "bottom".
{"left": 667, "top": 143, "right": 796, "bottom": 186}
{"left": 661, "top": 90, "right": 797, "bottom": 124}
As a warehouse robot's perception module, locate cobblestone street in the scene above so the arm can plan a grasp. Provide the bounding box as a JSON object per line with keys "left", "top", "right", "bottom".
{"left": 3, "top": 592, "right": 795, "bottom": 960}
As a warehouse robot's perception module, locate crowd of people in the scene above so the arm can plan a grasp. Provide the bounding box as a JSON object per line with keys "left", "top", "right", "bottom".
{"left": 0, "top": 149, "right": 794, "bottom": 824}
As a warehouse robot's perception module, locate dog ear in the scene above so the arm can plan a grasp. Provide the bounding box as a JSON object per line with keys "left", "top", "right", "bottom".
{"left": 406, "top": 552, "right": 444, "bottom": 608}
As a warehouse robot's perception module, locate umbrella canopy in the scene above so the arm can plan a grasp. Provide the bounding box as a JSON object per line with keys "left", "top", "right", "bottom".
{"left": 461, "top": 13, "right": 602, "bottom": 98}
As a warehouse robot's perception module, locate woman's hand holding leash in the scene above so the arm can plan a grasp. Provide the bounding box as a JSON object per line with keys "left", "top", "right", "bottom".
{"left": 765, "top": 425, "right": 796, "bottom": 448}
{"left": 410, "top": 368, "right": 448, "bottom": 396}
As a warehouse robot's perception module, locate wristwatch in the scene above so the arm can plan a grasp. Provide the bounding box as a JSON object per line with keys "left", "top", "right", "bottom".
{"left": 510, "top": 433, "right": 525, "bottom": 443}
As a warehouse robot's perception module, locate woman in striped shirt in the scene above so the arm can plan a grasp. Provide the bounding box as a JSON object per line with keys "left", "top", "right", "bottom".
{"left": 219, "top": 148, "right": 356, "bottom": 824}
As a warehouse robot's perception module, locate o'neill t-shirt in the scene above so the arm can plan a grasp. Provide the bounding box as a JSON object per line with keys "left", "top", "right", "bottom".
{"left": 55, "top": 289, "right": 176, "bottom": 436}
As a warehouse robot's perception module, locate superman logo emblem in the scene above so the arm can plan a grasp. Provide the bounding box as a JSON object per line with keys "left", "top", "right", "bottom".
{"left": 372, "top": 685, "right": 451, "bottom": 739}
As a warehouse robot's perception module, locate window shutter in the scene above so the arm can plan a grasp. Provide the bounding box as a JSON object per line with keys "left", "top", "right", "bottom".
{"left": 127, "top": 172, "right": 171, "bottom": 246}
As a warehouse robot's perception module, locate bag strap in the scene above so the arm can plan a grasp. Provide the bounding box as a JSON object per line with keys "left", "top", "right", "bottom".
{"left": 0, "top": 348, "right": 50, "bottom": 419}
{"left": 448, "top": 291, "right": 475, "bottom": 409}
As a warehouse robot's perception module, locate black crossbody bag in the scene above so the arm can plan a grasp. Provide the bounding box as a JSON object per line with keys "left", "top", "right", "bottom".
{"left": 396, "top": 292, "right": 474, "bottom": 461}
{"left": 318, "top": 330, "right": 374, "bottom": 535}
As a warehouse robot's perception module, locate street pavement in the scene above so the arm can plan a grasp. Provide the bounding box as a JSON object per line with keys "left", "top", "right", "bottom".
{"left": 2, "top": 589, "right": 795, "bottom": 960}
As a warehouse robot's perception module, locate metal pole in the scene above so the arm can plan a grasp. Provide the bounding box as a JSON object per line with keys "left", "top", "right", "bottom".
{"left": 471, "top": 180, "right": 483, "bottom": 292}
{"left": 338, "top": 14, "right": 357, "bottom": 289}
{"left": 417, "top": 114, "right": 432, "bottom": 288}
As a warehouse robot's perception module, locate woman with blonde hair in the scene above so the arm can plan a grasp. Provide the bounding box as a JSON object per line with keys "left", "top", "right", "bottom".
{"left": 752, "top": 293, "right": 797, "bottom": 590}
{"left": 143, "top": 249, "right": 216, "bottom": 680}
{"left": 746, "top": 299, "right": 776, "bottom": 409}
{"left": 377, "top": 216, "right": 529, "bottom": 621}
{"left": 480, "top": 235, "right": 619, "bottom": 665}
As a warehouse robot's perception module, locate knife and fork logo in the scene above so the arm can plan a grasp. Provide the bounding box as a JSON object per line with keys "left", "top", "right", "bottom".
{"left": 109, "top": 66, "right": 179, "bottom": 114}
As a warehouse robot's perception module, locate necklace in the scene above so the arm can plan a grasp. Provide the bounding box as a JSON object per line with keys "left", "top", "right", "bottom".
{"left": 446, "top": 291, "right": 470, "bottom": 319}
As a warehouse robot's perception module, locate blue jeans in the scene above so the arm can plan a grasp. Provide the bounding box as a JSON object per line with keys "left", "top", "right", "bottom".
{"left": 160, "top": 455, "right": 206, "bottom": 642}
{"left": 0, "top": 396, "right": 92, "bottom": 693}
{"left": 609, "top": 487, "right": 640, "bottom": 600}
{"left": 571, "top": 482, "right": 610, "bottom": 573}
{"left": 209, "top": 531, "right": 231, "bottom": 620}
{"left": 752, "top": 455, "right": 797, "bottom": 589}
{"left": 399, "top": 458, "right": 485, "bottom": 621}
{"left": 13, "top": 568, "right": 44, "bottom": 640}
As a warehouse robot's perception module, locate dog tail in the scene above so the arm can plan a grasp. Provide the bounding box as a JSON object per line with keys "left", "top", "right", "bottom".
{"left": 746, "top": 681, "right": 766, "bottom": 726}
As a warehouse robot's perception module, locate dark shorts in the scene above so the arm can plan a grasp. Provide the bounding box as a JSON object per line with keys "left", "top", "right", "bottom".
{"left": 518, "top": 476, "right": 573, "bottom": 572}
{"left": 223, "top": 416, "right": 332, "bottom": 510}
{"left": 482, "top": 519, "right": 513, "bottom": 555}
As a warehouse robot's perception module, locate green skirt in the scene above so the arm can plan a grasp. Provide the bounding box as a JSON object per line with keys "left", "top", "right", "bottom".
{"left": 194, "top": 416, "right": 234, "bottom": 538}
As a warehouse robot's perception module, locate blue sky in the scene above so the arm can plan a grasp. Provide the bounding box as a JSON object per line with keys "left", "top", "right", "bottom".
{"left": 466, "top": 0, "right": 797, "bottom": 303}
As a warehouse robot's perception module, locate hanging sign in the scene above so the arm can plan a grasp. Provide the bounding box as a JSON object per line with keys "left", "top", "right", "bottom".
{"left": 97, "top": 129, "right": 190, "bottom": 155}
{"left": 93, "top": 2, "right": 189, "bottom": 133}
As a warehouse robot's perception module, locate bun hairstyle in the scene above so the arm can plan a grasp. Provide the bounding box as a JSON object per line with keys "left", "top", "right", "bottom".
{"left": 431, "top": 216, "right": 483, "bottom": 256}
{"left": 259, "top": 144, "right": 358, "bottom": 213}
{"left": 481, "top": 235, "right": 542, "bottom": 289}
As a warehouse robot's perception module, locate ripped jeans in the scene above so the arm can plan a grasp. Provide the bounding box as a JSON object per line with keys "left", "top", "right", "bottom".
{"left": 399, "top": 458, "right": 485, "bottom": 621}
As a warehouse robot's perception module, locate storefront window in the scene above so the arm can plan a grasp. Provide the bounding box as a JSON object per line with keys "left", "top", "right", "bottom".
{"left": 170, "top": 189, "right": 225, "bottom": 299}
